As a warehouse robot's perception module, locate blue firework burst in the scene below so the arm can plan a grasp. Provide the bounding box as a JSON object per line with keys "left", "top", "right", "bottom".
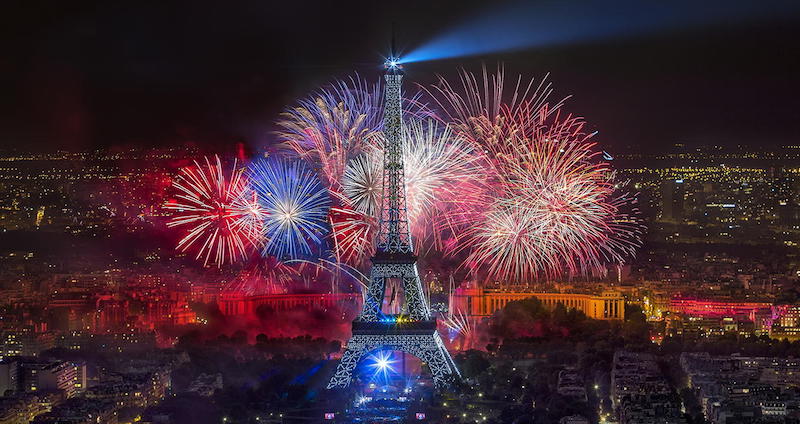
{"left": 249, "top": 158, "right": 331, "bottom": 260}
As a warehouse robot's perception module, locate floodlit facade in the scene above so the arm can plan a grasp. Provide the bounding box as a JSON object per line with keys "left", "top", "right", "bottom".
{"left": 450, "top": 286, "right": 625, "bottom": 320}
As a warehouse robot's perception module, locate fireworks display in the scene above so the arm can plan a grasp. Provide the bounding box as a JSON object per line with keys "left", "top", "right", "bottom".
{"left": 276, "top": 75, "right": 439, "bottom": 266}
{"left": 164, "top": 155, "right": 260, "bottom": 267}
{"left": 276, "top": 76, "right": 385, "bottom": 266}
{"left": 277, "top": 75, "right": 385, "bottom": 190}
{"left": 442, "top": 308, "right": 475, "bottom": 342}
{"left": 222, "top": 255, "right": 301, "bottom": 296}
{"left": 328, "top": 204, "right": 376, "bottom": 267}
{"left": 249, "top": 158, "right": 331, "bottom": 260}
{"left": 163, "top": 66, "right": 642, "bottom": 284}
{"left": 424, "top": 67, "right": 643, "bottom": 281}
{"left": 341, "top": 119, "right": 488, "bottom": 249}
{"left": 400, "top": 119, "right": 487, "bottom": 248}
{"left": 341, "top": 154, "right": 382, "bottom": 217}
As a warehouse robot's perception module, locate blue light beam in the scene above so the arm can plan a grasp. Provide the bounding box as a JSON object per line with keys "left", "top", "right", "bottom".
{"left": 403, "top": 0, "right": 800, "bottom": 64}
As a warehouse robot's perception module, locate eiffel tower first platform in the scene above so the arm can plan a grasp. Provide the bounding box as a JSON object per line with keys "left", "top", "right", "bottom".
{"left": 327, "top": 53, "right": 461, "bottom": 390}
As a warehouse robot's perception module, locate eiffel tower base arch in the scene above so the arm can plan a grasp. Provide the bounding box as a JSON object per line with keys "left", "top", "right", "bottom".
{"left": 327, "top": 332, "right": 459, "bottom": 389}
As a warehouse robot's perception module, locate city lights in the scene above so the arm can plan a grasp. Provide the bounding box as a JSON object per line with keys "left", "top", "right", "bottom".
{"left": 1, "top": 3, "right": 796, "bottom": 423}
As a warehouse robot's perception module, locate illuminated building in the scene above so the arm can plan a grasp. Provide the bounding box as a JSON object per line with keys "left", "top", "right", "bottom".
{"left": 450, "top": 286, "right": 625, "bottom": 320}
{"left": 32, "top": 362, "right": 86, "bottom": 398}
{"left": 54, "top": 330, "right": 156, "bottom": 353}
{"left": 669, "top": 297, "right": 772, "bottom": 319}
{"left": 83, "top": 369, "right": 170, "bottom": 409}
{"left": 0, "top": 330, "right": 54, "bottom": 360}
{"left": 141, "top": 299, "right": 196, "bottom": 328}
{"left": 1, "top": 359, "right": 86, "bottom": 399}
{"left": 611, "top": 351, "right": 682, "bottom": 422}
{"left": 662, "top": 297, "right": 783, "bottom": 337}
{"left": 660, "top": 179, "right": 686, "bottom": 222}
{"left": 93, "top": 296, "right": 128, "bottom": 331}
{"left": 328, "top": 49, "right": 460, "bottom": 389}
{"left": 771, "top": 305, "right": 800, "bottom": 340}
{"left": 0, "top": 392, "right": 62, "bottom": 424}
{"left": 218, "top": 292, "right": 361, "bottom": 316}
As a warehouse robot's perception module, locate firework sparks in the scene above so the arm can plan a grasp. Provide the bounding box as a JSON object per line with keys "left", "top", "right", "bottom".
{"left": 164, "top": 155, "right": 260, "bottom": 267}
{"left": 341, "top": 154, "right": 382, "bottom": 217}
{"left": 276, "top": 76, "right": 385, "bottom": 266}
{"left": 401, "top": 119, "right": 488, "bottom": 248}
{"left": 272, "top": 67, "right": 641, "bottom": 280}
{"left": 276, "top": 75, "right": 385, "bottom": 190}
{"left": 249, "top": 158, "right": 331, "bottom": 260}
{"left": 442, "top": 308, "right": 475, "bottom": 341}
{"left": 328, "top": 205, "right": 376, "bottom": 266}
{"left": 277, "top": 76, "right": 435, "bottom": 267}
{"left": 340, "top": 119, "right": 488, "bottom": 250}
{"left": 424, "top": 67, "right": 643, "bottom": 281}
{"left": 223, "top": 257, "right": 298, "bottom": 296}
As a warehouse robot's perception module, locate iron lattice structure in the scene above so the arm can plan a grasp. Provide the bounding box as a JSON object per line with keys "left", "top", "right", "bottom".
{"left": 327, "top": 61, "right": 460, "bottom": 389}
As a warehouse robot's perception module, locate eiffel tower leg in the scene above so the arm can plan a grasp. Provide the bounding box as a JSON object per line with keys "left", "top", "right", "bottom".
{"left": 402, "top": 333, "right": 461, "bottom": 388}
{"left": 433, "top": 332, "right": 461, "bottom": 383}
{"left": 401, "top": 264, "right": 430, "bottom": 320}
{"left": 359, "top": 267, "right": 386, "bottom": 321}
{"left": 327, "top": 339, "right": 368, "bottom": 389}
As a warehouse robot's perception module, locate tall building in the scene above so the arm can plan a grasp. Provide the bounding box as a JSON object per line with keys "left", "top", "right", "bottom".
{"left": 660, "top": 179, "right": 686, "bottom": 222}
{"left": 2, "top": 359, "right": 86, "bottom": 398}
{"left": 327, "top": 51, "right": 460, "bottom": 389}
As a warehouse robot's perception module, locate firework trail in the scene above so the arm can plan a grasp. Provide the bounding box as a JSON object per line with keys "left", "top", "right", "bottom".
{"left": 442, "top": 308, "right": 475, "bottom": 341}
{"left": 423, "top": 67, "right": 643, "bottom": 281}
{"left": 223, "top": 257, "right": 297, "bottom": 296}
{"left": 164, "top": 155, "right": 260, "bottom": 267}
{"left": 249, "top": 158, "right": 331, "bottom": 260}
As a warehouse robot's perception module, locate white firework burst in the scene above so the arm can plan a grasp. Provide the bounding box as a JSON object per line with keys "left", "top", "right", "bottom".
{"left": 342, "top": 154, "right": 382, "bottom": 217}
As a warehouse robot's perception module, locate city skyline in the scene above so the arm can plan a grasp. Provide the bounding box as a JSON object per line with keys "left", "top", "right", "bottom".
{"left": 3, "top": 2, "right": 800, "bottom": 423}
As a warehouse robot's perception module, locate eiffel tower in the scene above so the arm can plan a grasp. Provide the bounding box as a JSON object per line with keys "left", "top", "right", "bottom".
{"left": 327, "top": 50, "right": 460, "bottom": 390}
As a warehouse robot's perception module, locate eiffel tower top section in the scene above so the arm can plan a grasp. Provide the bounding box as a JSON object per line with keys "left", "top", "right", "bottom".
{"left": 374, "top": 54, "right": 413, "bottom": 259}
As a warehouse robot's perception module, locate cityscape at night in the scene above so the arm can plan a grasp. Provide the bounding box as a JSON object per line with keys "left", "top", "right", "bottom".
{"left": 2, "top": 1, "right": 800, "bottom": 423}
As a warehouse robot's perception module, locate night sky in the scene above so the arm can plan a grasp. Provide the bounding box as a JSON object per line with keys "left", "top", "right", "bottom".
{"left": 1, "top": 0, "right": 799, "bottom": 153}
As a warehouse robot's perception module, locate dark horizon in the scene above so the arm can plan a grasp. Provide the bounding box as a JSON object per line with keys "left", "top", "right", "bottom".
{"left": 1, "top": 1, "right": 799, "bottom": 154}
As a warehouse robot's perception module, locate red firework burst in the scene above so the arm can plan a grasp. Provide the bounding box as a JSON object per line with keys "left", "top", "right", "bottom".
{"left": 164, "top": 155, "right": 262, "bottom": 267}
{"left": 424, "top": 67, "right": 644, "bottom": 282}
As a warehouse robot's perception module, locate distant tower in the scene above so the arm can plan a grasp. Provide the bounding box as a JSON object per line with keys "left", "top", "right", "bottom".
{"left": 327, "top": 48, "right": 460, "bottom": 389}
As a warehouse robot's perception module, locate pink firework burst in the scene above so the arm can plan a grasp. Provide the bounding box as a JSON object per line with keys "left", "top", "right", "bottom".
{"left": 347, "top": 119, "right": 489, "bottom": 252}
{"left": 424, "top": 67, "right": 644, "bottom": 282}
{"left": 164, "top": 155, "right": 262, "bottom": 267}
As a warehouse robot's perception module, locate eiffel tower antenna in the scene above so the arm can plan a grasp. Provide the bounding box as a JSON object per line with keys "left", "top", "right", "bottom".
{"left": 327, "top": 38, "right": 460, "bottom": 390}
{"left": 391, "top": 22, "right": 397, "bottom": 58}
